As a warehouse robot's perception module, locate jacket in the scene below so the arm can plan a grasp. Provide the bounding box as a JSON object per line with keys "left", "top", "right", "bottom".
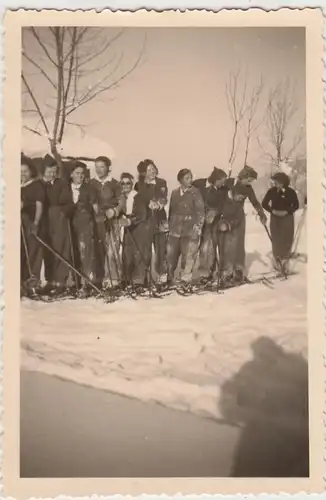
{"left": 168, "top": 185, "right": 205, "bottom": 238}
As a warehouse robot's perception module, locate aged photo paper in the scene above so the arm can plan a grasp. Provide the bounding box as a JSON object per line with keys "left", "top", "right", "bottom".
{"left": 2, "top": 7, "right": 324, "bottom": 498}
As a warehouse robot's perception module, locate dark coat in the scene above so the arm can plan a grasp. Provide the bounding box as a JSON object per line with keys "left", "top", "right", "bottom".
{"left": 21, "top": 179, "right": 46, "bottom": 282}
{"left": 168, "top": 186, "right": 205, "bottom": 238}
{"left": 89, "top": 177, "right": 121, "bottom": 214}
{"left": 135, "top": 177, "right": 168, "bottom": 231}
{"left": 41, "top": 178, "right": 73, "bottom": 285}
{"left": 262, "top": 187, "right": 299, "bottom": 215}
{"left": 193, "top": 178, "right": 233, "bottom": 215}
{"left": 232, "top": 181, "right": 265, "bottom": 218}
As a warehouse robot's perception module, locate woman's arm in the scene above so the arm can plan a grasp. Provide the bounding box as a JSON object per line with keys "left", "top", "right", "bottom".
{"left": 262, "top": 189, "right": 273, "bottom": 213}
{"left": 287, "top": 189, "right": 300, "bottom": 214}
{"left": 193, "top": 188, "right": 205, "bottom": 231}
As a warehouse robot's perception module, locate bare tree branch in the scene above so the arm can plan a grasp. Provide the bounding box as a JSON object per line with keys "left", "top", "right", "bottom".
{"left": 22, "top": 51, "right": 57, "bottom": 90}
{"left": 262, "top": 80, "right": 304, "bottom": 167}
{"left": 29, "top": 27, "right": 58, "bottom": 67}
{"left": 21, "top": 73, "right": 50, "bottom": 135}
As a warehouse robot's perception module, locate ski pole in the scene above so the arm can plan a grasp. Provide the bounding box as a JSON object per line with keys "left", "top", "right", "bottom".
{"left": 21, "top": 224, "right": 37, "bottom": 293}
{"left": 21, "top": 224, "right": 33, "bottom": 279}
{"left": 34, "top": 234, "right": 103, "bottom": 296}
{"left": 67, "top": 220, "right": 79, "bottom": 289}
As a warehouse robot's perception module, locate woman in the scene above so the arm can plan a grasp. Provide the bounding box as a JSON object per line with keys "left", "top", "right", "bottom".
{"left": 41, "top": 161, "right": 74, "bottom": 296}
{"left": 135, "top": 159, "right": 168, "bottom": 283}
{"left": 120, "top": 183, "right": 154, "bottom": 290}
{"left": 229, "top": 165, "right": 267, "bottom": 283}
{"left": 167, "top": 168, "right": 205, "bottom": 291}
{"left": 216, "top": 186, "right": 247, "bottom": 285}
{"left": 89, "top": 156, "right": 122, "bottom": 289}
{"left": 21, "top": 155, "right": 45, "bottom": 295}
{"left": 69, "top": 163, "right": 98, "bottom": 297}
{"left": 262, "top": 172, "right": 299, "bottom": 272}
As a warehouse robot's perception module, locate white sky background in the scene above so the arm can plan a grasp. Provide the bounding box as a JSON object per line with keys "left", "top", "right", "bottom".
{"left": 22, "top": 26, "right": 306, "bottom": 189}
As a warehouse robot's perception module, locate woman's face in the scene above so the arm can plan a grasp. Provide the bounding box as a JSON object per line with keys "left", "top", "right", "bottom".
{"left": 181, "top": 172, "right": 193, "bottom": 188}
{"left": 71, "top": 166, "right": 85, "bottom": 185}
{"left": 95, "top": 161, "right": 109, "bottom": 179}
{"left": 120, "top": 177, "right": 133, "bottom": 195}
{"left": 145, "top": 164, "right": 157, "bottom": 182}
{"left": 21, "top": 163, "right": 32, "bottom": 184}
{"left": 241, "top": 177, "right": 254, "bottom": 186}
{"left": 214, "top": 178, "right": 225, "bottom": 188}
{"left": 274, "top": 180, "right": 283, "bottom": 190}
{"left": 43, "top": 165, "right": 57, "bottom": 182}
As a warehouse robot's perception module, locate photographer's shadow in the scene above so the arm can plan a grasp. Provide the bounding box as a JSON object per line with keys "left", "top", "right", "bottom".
{"left": 219, "top": 337, "right": 309, "bottom": 477}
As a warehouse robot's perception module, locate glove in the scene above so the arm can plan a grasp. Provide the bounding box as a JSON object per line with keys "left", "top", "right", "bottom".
{"left": 149, "top": 200, "right": 160, "bottom": 210}
{"left": 30, "top": 222, "right": 39, "bottom": 236}
{"left": 259, "top": 212, "right": 268, "bottom": 224}
{"left": 120, "top": 218, "right": 131, "bottom": 228}
{"left": 158, "top": 221, "right": 169, "bottom": 233}
{"left": 105, "top": 208, "right": 116, "bottom": 220}
{"left": 218, "top": 220, "right": 231, "bottom": 232}
{"left": 205, "top": 209, "right": 217, "bottom": 225}
{"left": 192, "top": 225, "right": 202, "bottom": 238}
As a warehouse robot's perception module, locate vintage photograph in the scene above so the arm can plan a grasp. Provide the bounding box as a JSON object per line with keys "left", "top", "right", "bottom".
{"left": 19, "top": 22, "right": 310, "bottom": 479}
{"left": 0, "top": 9, "right": 320, "bottom": 495}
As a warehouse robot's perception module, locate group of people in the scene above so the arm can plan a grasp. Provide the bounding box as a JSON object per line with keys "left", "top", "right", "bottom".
{"left": 21, "top": 153, "right": 302, "bottom": 298}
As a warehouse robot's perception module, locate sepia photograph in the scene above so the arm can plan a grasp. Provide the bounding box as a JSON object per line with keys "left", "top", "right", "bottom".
{"left": 2, "top": 7, "right": 324, "bottom": 496}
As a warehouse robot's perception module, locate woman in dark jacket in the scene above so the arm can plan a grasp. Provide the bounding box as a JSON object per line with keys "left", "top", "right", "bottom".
{"left": 120, "top": 188, "right": 154, "bottom": 290}
{"left": 262, "top": 172, "right": 299, "bottom": 270}
{"left": 69, "top": 163, "right": 98, "bottom": 297}
{"left": 21, "top": 155, "right": 45, "bottom": 293}
{"left": 135, "top": 159, "right": 168, "bottom": 283}
{"left": 41, "top": 161, "right": 74, "bottom": 296}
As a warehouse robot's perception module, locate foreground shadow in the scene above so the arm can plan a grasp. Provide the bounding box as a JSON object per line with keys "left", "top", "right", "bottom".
{"left": 220, "top": 336, "right": 309, "bottom": 477}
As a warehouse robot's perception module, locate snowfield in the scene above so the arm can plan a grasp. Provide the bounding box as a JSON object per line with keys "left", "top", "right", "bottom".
{"left": 21, "top": 210, "right": 307, "bottom": 422}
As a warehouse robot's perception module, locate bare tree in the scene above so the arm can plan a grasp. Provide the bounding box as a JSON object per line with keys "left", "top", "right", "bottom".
{"left": 242, "top": 78, "right": 264, "bottom": 166}
{"left": 225, "top": 67, "right": 249, "bottom": 175}
{"left": 258, "top": 79, "right": 305, "bottom": 170}
{"left": 22, "top": 27, "right": 146, "bottom": 172}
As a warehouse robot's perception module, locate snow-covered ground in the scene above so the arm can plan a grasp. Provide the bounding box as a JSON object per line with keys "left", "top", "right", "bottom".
{"left": 21, "top": 210, "right": 307, "bottom": 422}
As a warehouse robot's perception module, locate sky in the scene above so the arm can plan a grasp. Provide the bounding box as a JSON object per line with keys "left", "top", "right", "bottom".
{"left": 22, "top": 27, "right": 306, "bottom": 189}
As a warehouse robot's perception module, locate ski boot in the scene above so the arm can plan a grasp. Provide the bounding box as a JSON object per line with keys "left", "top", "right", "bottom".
{"left": 233, "top": 269, "right": 244, "bottom": 285}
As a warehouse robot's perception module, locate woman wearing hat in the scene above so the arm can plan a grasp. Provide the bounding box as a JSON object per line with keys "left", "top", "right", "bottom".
{"left": 69, "top": 162, "right": 98, "bottom": 297}
{"left": 167, "top": 168, "right": 205, "bottom": 291}
{"left": 135, "top": 159, "right": 168, "bottom": 284}
{"left": 229, "top": 165, "right": 267, "bottom": 283}
{"left": 21, "top": 155, "right": 45, "bottom": 294}
{"left": 262, "top": 172, "right": 299, "bottom": 271}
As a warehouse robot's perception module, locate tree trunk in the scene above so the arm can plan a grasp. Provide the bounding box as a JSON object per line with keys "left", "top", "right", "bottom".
{"left": 50, "top": 140, "right": 64, "bottom": 178}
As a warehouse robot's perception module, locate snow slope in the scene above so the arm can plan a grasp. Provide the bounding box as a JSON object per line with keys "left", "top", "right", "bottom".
{"left": 21, "top": 211, "right": 307, "bottom": 422}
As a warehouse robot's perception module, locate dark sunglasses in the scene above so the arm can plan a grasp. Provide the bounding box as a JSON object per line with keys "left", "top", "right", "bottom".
{"left": 121, "top": 181, "right": 132, "bottom": 186}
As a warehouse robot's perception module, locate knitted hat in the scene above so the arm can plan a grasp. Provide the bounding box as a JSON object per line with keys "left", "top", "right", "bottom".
{"left": 208, "top": 167, "right": 227, "bottom": 184}
{"left": 238, "top": 165, "right": 258, "bottom": 181}
{"left": 271, "top": 171, "right": 290, "bottom": 188}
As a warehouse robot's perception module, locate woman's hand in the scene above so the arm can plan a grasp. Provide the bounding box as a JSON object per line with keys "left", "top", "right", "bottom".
{"left": 120, "top": 218, "right": 131, "bottom": 228}
{"left": 105, "top": 208, "right": 116, "bottom": 220}
{"left": 205, "top": 209, "right": 217, "bottom": 225}
{"left": 149, "top": 200, "right": 159, "bottom": 210}
{"left": 30, "top": 222, "right": 39, "bottom": 236}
